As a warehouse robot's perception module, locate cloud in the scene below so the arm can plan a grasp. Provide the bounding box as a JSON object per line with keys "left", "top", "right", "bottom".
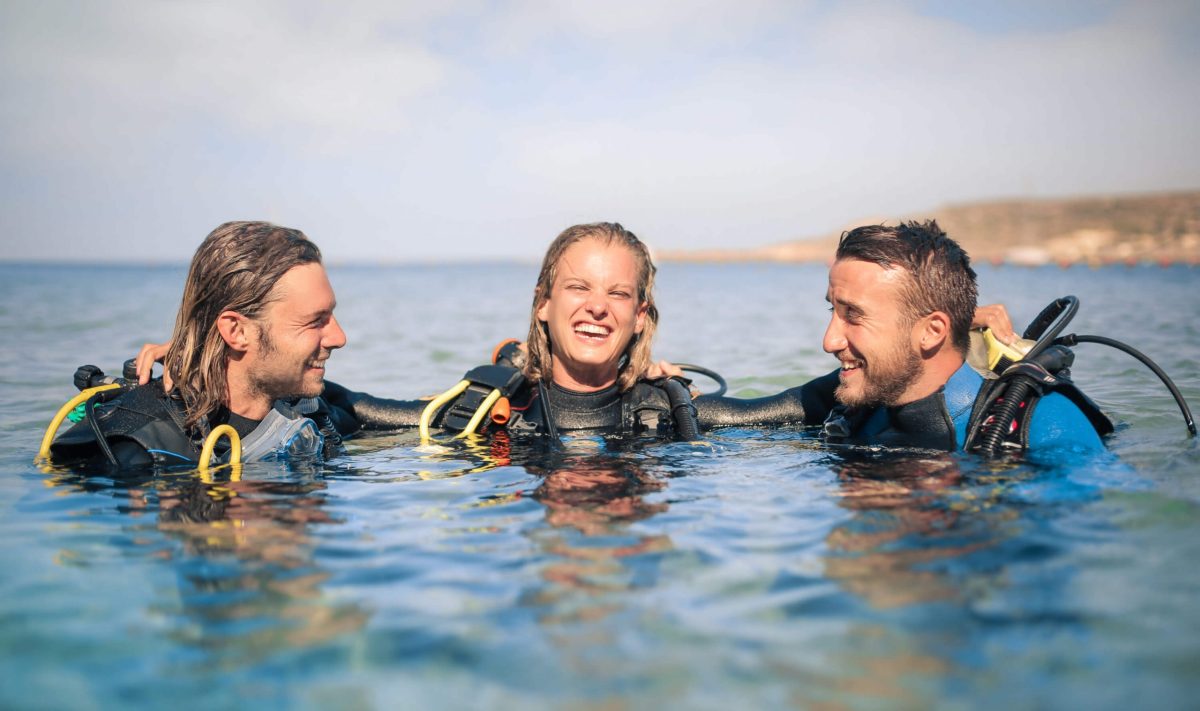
{"left": 0, "top": 1, "right": 453, "bottom": 160}
{"left": 0, "top": 0, "right": 1197, "bottom": 261}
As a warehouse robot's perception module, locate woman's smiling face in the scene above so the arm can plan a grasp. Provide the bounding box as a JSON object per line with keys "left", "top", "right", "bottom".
{"left": 536, "top": 237, "right": 648, "bottom": 392}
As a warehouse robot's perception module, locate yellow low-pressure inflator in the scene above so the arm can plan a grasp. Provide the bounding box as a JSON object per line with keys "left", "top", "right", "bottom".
{"left": 970, "top": 328, "right": 1034, "bottom": 375}
{"left": 36, "top": 383, "right": 124, "bottom": 461}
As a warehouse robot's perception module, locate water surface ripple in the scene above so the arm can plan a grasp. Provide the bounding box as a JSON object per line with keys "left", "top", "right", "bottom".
{"left": 1, "top": 262, "right": 1198, "bottom": 709}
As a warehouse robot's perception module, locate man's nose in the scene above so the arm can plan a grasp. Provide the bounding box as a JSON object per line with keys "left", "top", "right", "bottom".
{"left": 823, "top": 315, "right": 845, "bottom": 354}
{"left": 324, "top": 314, "right": 348, "bottom": 349}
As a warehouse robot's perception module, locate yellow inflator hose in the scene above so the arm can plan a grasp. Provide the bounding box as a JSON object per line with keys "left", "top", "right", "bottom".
{"left": 199, "top": 424, "right": 242, "bottom": 471}
{"left": 419, "top": 379, "right": 470, "bottom": 442}
{"left": 36, "top": 383, "right": 123, "bottom": 462}
{"left": 455, "top": 388, "right": 501, "bottom": 439}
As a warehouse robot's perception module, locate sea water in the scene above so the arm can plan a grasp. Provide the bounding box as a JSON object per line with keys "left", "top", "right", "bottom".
{"left": 1, "top": 262, "right": 1198, "bottom": 710}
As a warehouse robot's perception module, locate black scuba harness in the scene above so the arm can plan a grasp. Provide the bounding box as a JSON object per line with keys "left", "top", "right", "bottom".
{"left": 429, "top": 341, "right": 714, "bottom": 442}
{"left": 965, "top": 296, "right": 1195, "bottom": 457}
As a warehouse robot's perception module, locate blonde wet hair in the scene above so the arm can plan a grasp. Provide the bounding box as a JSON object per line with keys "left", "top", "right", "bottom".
{"left": 165, "top": 221, "right": 322, "bottom": 428}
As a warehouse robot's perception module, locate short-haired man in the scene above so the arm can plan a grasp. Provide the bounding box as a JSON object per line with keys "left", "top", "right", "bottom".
{"left": 696, "top": 220, "right": 1111, "bottom": 453}
{"left": 50, "top": 221, "right": 383, "bottom": 467}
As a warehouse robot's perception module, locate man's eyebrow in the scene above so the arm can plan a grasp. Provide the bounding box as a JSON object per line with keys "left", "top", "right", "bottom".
{"left": 302, "top": 304, "right": 335, "bottom": 320}
{"left": 828, "top": 293, "right": 864, "bottom": 315}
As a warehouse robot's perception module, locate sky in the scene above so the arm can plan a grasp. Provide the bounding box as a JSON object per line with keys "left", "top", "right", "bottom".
{"left": 1, "top": 0, "right": 1197, "bottom": 264}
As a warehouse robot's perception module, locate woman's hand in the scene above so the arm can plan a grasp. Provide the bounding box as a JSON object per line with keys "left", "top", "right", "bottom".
{"left": 135, "top": 341, "right": 172, "bottom": 388}
{"left": 972, "top": 304, "right": 1017, "bottom": 345}
{"left": 645, "top": 359, "right": 684, "bottom": 380}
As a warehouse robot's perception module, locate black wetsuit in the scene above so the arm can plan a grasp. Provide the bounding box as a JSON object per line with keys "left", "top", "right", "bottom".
{"left": 51, "top": 380, "right": 364, "bottom": 469}
{"left": 322, "top": 376, "right": 690, "bottom": 439}
{"left": 694, "top": 371, "right": 840, "bottom": 429}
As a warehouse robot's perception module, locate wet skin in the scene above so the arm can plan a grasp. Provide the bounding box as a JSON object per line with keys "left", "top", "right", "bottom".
{"left": 823, "top": 258, "right": 923, "bottom": 408}
{"left": 239, "top": 262, "right": 347, "bottom": 414}
{"left": 536, "top": 238, "right": 648, "bottom": 392}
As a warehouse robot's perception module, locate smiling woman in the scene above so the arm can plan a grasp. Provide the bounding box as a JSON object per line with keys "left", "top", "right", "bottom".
{"left": 527, "top": 222, "right": 655, "bottom": 393}
{"left": 325, "top": 222, "right": 703, "bottom": 441}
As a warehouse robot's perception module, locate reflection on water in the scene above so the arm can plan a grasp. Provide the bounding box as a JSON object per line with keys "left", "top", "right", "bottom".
{"left": 525, "top": 450, "right": 671, "bottom": 625}
{"left": 41, "top": 463, "right": 369, "bottom": 665}
{"left": 826, "top": 453, "right": 992, "bottom": 609}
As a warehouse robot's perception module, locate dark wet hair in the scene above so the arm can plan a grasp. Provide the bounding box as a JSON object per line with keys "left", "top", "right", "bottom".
{"left": 836, "top": 220, "right": 978, "bottom": 353}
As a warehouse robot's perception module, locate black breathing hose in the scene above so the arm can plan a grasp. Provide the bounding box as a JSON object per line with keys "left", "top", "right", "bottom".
{"left": 1023, "top": 295, "right": 1080, "bottom": 360}
{"left": 663, "top": 378, "right": 703, "bottom": 441}
{"left": 85, "top": 394, "right": 120, "bottom": 467}
{"left": 674, "top": 363, "right": 728, "bottom": 397}
{"left": 1056, "top": 334, "right": 1196, "bottom": 435}
{"left": 973, "top": 379, "right": 1035, "bottom": 458}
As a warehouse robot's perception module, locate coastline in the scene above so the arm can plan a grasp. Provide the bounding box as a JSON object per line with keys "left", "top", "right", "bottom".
{"left": 659, "top": 190, "right": 1200, "bottom": 267}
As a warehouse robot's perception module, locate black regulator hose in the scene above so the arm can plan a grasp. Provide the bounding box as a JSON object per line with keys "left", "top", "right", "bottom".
{"left": 974, "top": 379, "right": 1035, "bottom": 458}
{"left": 674, "top": 363, "right": 727, "bottom": 397}
{"left": 1024, "top": 295, "right": 1080, "bottom": 360}
{"left": 85, "top": 393, "right": 120, "bottom": 467}
{"left": 663, "top": 377, "right": 703, "bottom": 441}
{"left": 1056, "top": 334, "right": 1196, "bottom": 436}
{"left": 970, "top": 345, "right": 1077, "bottom": 458}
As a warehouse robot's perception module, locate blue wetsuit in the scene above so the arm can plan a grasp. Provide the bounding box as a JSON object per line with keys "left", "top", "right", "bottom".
{"left": 819, "top": 362, "right": 1109, "bottom": 453}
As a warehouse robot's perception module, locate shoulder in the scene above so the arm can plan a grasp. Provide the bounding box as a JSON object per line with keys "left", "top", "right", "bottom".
{"left": 1026, "top": 391, "right": 1107, "bottom": 452}
{"left": 625, "top": 379, "right": 672, "bottom": 403}
{"left": 51, "top": 381, "right": 192, "bottom": 464}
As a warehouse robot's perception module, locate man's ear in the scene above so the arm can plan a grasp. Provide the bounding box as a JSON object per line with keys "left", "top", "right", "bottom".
{"left": 216, "top": 311, "right": 252, "bottom": 353}
{"left": 917, "top": 311, "right": 951, "bottom": 354}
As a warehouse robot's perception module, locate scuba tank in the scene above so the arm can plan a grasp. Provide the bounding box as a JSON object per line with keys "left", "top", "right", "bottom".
{"left": 965, "top": 296, "right": 1195, "bottom": 457}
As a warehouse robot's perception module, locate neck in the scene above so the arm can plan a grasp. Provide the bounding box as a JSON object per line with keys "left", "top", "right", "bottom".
{"left": 549, "top": 358, "right": 619, "bottom": 392}
{"left": 224, "top": 360, "right": 273, "bottom": 421}
{"left": 894, "top": 349, "right": 965, "bottom": 407}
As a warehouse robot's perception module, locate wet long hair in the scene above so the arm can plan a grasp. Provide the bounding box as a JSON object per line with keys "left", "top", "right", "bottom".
{"left": 524, "top": 222, "right": 659, "bottom": 392}
{"left": 836, "top": 220, "right": 978, "bottom": 354}
{"left": 164, "top": 221, "right": 322, "bottom": 428}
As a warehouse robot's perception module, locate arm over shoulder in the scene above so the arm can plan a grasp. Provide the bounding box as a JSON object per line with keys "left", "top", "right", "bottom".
{"left": 694, "top": 370, "right": 841, "bottom": 429}
{"left": 321, "top": 381, "right": 426, "bottom": 432}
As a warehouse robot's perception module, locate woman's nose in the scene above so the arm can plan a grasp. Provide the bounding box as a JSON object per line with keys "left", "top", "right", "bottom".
{"left": 584, "top": 294, "right": 609, "bottom": 317}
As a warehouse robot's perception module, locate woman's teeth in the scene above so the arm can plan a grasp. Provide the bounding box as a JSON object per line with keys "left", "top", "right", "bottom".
{"left": 575, "top": 323, "right": 610, "bottom": 336}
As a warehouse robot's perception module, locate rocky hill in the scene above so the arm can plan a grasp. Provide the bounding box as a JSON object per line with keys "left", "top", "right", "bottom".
{"left": 660, "top": 190, "right": 1200, "bottom": 266}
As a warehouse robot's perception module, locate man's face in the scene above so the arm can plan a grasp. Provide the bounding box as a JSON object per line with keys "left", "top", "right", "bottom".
{"left": 535, "top": 237, "right": 648, "bottom": 390}
{"left": 245, "top": 262, "right": 346, "bottom": 402}
{"left": 823, "top": 258, "right": 922, "bottom": 408}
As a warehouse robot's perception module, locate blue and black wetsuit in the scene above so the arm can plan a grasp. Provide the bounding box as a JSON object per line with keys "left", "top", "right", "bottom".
{"left": 50, "top": 380, "right": 364, "bottom": 469}
{"left": 693, "top": 362, "right": 1111, "bottom": 453}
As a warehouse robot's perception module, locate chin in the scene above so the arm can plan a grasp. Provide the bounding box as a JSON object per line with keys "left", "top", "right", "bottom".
{"left": 298, "top": 379, "right": 325, "bottom": 399}
{"left": 834, "top": 385, "right": 869, "bottom": 409}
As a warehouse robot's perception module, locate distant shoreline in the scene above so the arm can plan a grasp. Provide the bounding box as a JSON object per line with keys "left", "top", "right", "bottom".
{"left": 659, "top": 189, "right": 1200, "bottom": 268}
